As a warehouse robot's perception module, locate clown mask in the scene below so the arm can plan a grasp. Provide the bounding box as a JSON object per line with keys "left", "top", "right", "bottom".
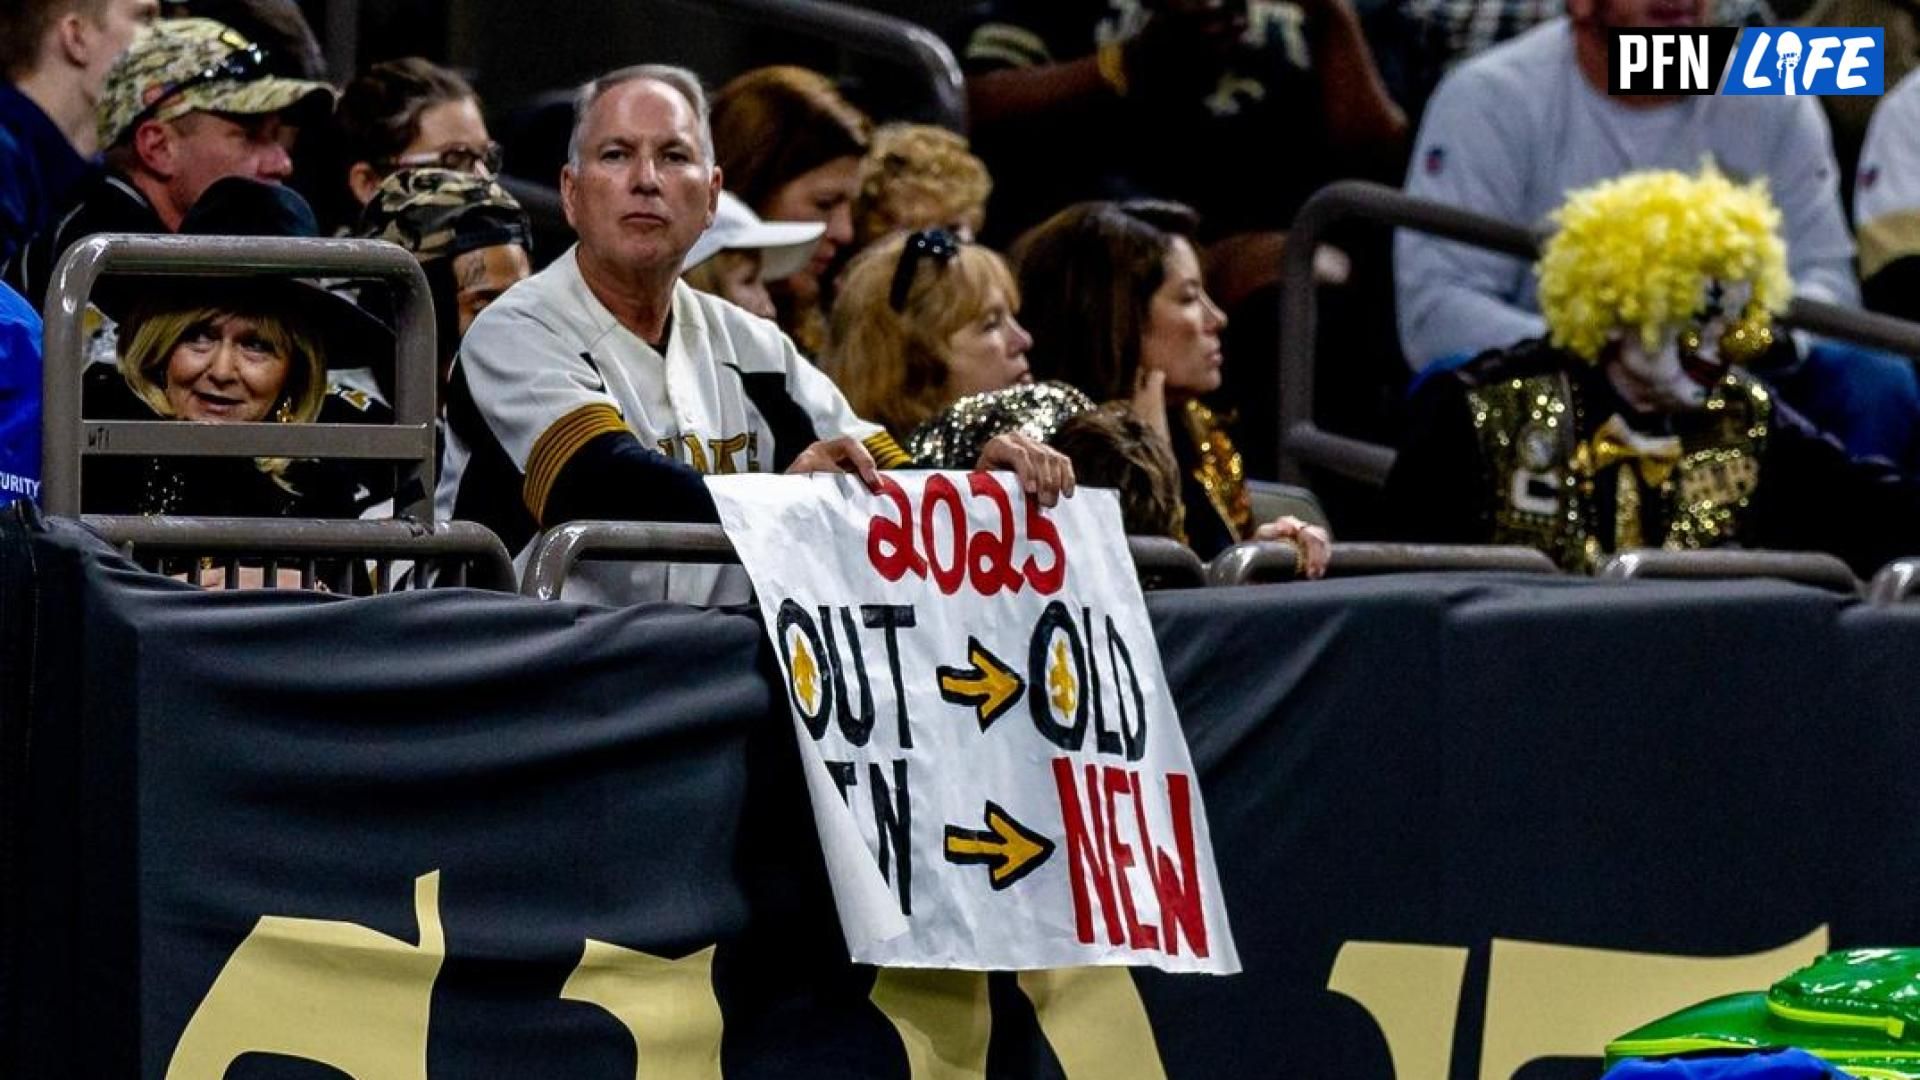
{"left": 1606, "top": 280, "right": 1769, "bottom": 413}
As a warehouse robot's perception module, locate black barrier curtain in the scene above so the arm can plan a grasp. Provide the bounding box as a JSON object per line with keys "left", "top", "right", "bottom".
{"left": 8, "top": 507, "right": 1920, "bottom": 1079}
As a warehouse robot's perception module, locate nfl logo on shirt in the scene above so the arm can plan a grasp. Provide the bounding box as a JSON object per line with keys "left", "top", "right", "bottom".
{"left": 1607, "top": 26, "right": 1883, "bottom": 96}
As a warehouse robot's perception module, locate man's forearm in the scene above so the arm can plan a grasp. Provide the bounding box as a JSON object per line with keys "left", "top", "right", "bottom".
{"left": 1311, "top": 2, "right": 1408, "bottom": 157}
{"left": 966, "top": 57, "right": 1113, "bottom": 131}
{"left": 540, "top": 430, "right": 719, "bottom": 527}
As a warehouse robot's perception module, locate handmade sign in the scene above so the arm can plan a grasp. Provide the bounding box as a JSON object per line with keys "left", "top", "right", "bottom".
{"left": 710, "top": 472, "right": 1238, "bottom": 973}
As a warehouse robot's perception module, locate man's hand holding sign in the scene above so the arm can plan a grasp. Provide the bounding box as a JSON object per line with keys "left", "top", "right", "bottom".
{"left": 710, "top": 469, "right": 1238, "bottom": 973}
{"left": 787, "top": 431, "right": 1079, "bottom": 510}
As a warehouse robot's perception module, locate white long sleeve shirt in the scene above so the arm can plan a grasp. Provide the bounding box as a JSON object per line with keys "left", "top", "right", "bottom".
{"left": 1395, "top": 18, "right": 1857, "bottom": 370}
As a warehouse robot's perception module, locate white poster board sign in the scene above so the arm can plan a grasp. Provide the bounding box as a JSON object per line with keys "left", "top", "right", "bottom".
{"left": 710, "top": 471, "right": 1238, "bottom": 974}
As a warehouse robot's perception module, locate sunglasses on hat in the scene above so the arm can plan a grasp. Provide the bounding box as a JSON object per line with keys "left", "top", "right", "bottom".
{"left": 125, "top": 40, "right": 271, "bottom": 134}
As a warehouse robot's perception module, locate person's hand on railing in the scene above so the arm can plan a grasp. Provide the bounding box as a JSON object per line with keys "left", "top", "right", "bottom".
{"left": 786, "top": 435, "right": 883, "bottom": 492}
{"left": 1254, "top": 515, "right": 1332, "bottom": 579}
{"left": 976, "top": 433, "right": 1076, "bottom": 508}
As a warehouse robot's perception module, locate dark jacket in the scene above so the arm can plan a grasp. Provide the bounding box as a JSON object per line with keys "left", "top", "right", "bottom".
{"left": 6, "top": 171, "right": 161, "bottom": 311}
{"left": 0, "top": 81, "right": 95, "bottom": 272}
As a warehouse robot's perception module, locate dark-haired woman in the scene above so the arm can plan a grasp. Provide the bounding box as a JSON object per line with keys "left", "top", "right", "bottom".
{"left": 337, "top": 57, "right": 497, "bottom": 212}
{"left": 712, "top": 65, "right": 872, "bottom": 356}
{"left": 1014, "top": 199, "right": 1329, "bottom": 573}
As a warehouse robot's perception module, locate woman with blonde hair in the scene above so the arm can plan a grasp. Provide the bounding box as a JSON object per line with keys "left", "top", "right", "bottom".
{"left": 853, "top": 123, "right": 993, "bottom": 247}
{"left": 833, "top": 232, "right": 1190, "bottom": 542}
{"left": 82, "top": 279, "right": 388, "bottom": 518}
{"left": 826, "top": 228, "right": 1034, "bottom": 443}
{"left": 712, "top": 65, "right": 872, "bottom": 355}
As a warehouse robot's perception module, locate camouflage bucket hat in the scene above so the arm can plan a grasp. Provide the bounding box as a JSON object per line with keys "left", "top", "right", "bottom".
{"left": 355, "top": 167, "right": 533, "bottom": 262}
{"left": 100, "top": 17, "right": 335, "bottom": 150}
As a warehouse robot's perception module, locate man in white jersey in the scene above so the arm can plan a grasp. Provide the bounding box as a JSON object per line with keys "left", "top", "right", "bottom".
{"left": 1394, "top": 0, "right": 1858, "bottom": 371}
{"left": 441, "top": 64, "right": 1070, "bottom": 605}
{"left": 1855, "top": 67, "right": 1920, "bottom": 323}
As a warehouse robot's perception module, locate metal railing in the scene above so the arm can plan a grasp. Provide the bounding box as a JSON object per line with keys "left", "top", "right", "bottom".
{"left": 665, "top": 0, "right": 967, "bottom": 130}
{"left": 1206, "top": 540, "right": 1558, "bottom": 586}
{"left": 41, "top": 235, "right": 437, "bottom": 518}
{"left": 1276, "top": 181, "right": 1920, "bottom": 487}
{"left": 1245, "top": 479, "right": 1329, "bottom": 530}
{"left": 1595, "top": 549, "right": 1859, "bottom": 594}
{"left": 1125, "top": 535, "right": 1207, "bottom": 589}
{"left": 520, "top": 521, "right": 1207, "bottom": 599}
{"left": 521, "top": 521, "right": 738, "bottom": 599}
{"left": 85, "top": 516, "right": 517, "bottom": 593}
{"left": 1869, "top": 558, "right": 1920, "bottom": 604}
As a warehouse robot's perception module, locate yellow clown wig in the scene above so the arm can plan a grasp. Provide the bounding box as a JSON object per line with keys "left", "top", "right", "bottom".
{"left": 1536, "top": 167, "right": 1792, "bottom": 363}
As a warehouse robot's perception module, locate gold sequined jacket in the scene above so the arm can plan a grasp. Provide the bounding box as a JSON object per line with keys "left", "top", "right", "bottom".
{"left": 1383, "top": 339, "right": 1920, "bottom": 577}
{"left": 1173, "top": 400, "right": 1253, "bottom": 558}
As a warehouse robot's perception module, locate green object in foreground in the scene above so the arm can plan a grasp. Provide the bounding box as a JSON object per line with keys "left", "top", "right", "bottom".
{"left": 1605, "top": 949, "right": 1920, "bottom": 1078}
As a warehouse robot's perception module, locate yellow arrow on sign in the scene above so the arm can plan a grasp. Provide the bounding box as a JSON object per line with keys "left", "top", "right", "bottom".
{"left": 944, "top": 802, "right": 1055, "bottom": 890}
{"left": 937, "top": 637, "right": 1025, "bottom": 732}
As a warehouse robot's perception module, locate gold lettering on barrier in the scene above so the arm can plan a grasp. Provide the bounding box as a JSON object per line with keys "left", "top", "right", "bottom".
{"left": 1477, "top": 926, "right": 1828, "bottom": 1080}
{"left": 165, "top": 870, "right": 445, "bottom": 1080}
{"left": 559, "top": 942, "right": 724, "bottom": 1078}
{"left": 1327, "top": 941, "right": 1472, "bottom": 1080}
{"left": 871, "top": 969, "right": 990, "bottom": 1080}
{"left": 870, "top": 967, "right": 1167, "bottom": 1079}
{"left": 1018, "top": 967, "right": 1168, "bottom": 1079}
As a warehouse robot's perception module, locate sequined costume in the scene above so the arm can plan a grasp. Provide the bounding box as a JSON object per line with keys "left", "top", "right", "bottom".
{"left": 1173, "top": 400, "right": 1253, "bottom": 559}
{"left": 1385, "top": 339, "right": 1920, "bottom": 576}
{"left": 907, "top": 384, "right": 1251, "bottom": 556}
{"left": 905, "top": 381, "right": 1095, "bottom": 468}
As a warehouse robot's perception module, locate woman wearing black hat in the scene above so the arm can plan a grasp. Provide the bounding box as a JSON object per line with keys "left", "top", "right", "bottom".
{"left": 81, "top": 281, "right": 372, "bottom": 518}
{"left": 79, "top": 176, "right": 395, "bottom": 519}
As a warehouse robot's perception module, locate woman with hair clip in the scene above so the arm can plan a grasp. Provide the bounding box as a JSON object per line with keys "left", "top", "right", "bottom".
{"left": 1013, "top": 199, "right": 1330, "bottom": 573}
{"left": 826, "top": 227, "right": 1036, "bottom": 444}
{"left": 828, "top": 227, "right": 1196, "bottom": 544}
{"left": 712, "top": 65, "right": 873, "bottom": 356}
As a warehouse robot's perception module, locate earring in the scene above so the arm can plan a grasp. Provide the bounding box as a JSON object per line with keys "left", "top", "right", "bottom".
{"left": 273, "top": 398, "right": 294, "bottom": 423}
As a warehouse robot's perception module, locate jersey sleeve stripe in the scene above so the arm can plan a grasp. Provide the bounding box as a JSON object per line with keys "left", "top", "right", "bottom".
{"left": 524, "top": 403, "right": 631, "bottom": 523}
{"left": 965, "top": 23, "right": 1051, "bottom": 68}
{"left": 1859, "top": 207, "right": 1920, "bottom": 280}
{"left": 864, "top": 431, "right": 913, "bottom": 469}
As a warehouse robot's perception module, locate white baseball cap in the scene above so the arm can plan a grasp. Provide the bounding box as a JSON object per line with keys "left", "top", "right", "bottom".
{"left": 682, "top": 190, "right": 826, "bottom": 281}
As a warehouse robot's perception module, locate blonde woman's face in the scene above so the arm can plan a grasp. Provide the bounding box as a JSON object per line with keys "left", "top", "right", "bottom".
{"left": 163, "top": 314, "right": 290, "bottom": 422}
{"left": 944, "top": 285, "right": 1032, "bottom": 401}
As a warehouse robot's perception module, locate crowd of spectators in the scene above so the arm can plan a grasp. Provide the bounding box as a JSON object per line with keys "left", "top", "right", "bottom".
{"left": 5, "top": 0, "right": 1920, "bottom": 590}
